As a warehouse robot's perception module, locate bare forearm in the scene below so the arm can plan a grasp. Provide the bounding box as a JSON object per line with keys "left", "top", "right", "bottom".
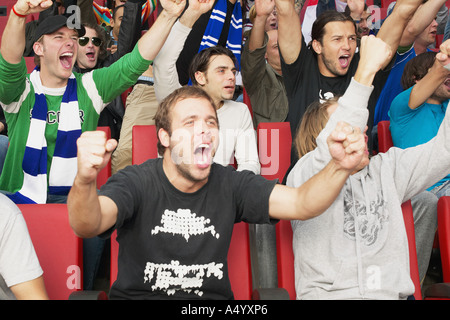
{"left": 137, "top": 9, "right": 180, "bottom": 61}
{"left": 1, "top": 11, "right": 27, "bottom": 64}
{"left": 270, "top": 161, "right": 350, "bottom": 221}
{"left": 248, "top": 15, "right": 268, "bottom": 51}
{"left": 401, "top": 0, "right": 446, "bottom": 46}
{"left": 275, "top": 0, "right": 301, "bottom": 64}
{"left": 68, "top": 177, "right": 104, "bottom": 238}
{"left": 179, "top": 7, "right": 204, "bottom": 28}
{"left": 377, "top": 0, "right": 422, "bottom": 66}
{"left": 11, "top": 276, "right": 48, "bottom": 300}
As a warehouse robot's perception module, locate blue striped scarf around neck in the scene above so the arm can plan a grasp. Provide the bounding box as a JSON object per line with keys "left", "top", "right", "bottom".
{"left": 199, "top": 0, "right": 243, "bottom": 67}
{"left": 8, "top": 68, "right": 81, "bottom": 204}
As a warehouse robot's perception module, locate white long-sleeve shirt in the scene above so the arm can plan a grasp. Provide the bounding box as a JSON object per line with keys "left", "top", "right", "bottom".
{"left": 153, "top": 21, "right": 260, "bottom": 174}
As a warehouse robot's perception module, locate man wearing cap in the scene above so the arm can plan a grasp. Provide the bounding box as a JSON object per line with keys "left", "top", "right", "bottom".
{"left": 0, "top": 0, "right": 186, "bottom": 204}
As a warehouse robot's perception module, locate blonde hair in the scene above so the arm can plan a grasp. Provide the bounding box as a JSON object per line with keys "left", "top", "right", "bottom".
{"left": 294, "top": 97, "right": 339, "bottom": 159}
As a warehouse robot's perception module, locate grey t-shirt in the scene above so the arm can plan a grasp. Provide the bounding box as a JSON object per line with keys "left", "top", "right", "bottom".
{"left": 0, "top": 194, "right": 43, "bottom": 299}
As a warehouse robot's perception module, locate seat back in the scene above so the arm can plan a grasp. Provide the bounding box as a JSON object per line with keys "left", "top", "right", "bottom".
{"left": 276, "top": 200, "right": 423, "bottom": 300}
{"left": 276, "top": 220, "right": 296, "bottom": 299}
{"left": 402, "top": 200, "right": 422, "bottom": 300}
{"left": 228, "top": 222, "right": 253, "bottom": 300}
{"left": 110, "top": 125, "right": 159, "bottom": 285}
{"left": 24, "top": 56, "right": 36, "bottom": 73}
{"left": 257, "top": 122, "right": 292, "bottom": 182}
{"left": 18, "top": 204, "right": 83, "bottom": 300}
{"left": 96, "top": 126, "right": 112, "bottom": 189}
{"left": 110, "top": 230, "right": 118, "bottom": 286}
{"left": 242, "top": 88, "right": 254, "bottom": 119}
{"left": 437, "top": 196, "right": 450, "bottom": 283}
{"left": 121, "top": 87, "right": 133, "bottom": 108}
{"left": 257, "top": 122, "right": 293, "bottom": 298}
{"left": 132, "top": 125, "right": 158, "bottom": 165}
{"left": 377, "top": 120, "right": 393, "bottom": 153}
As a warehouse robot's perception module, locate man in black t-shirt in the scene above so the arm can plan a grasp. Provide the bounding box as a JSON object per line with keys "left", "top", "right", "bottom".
{"left": 275, "top": 0, "right": 424, "bottom": 157}
{"left": 68, "top": 85, "right": 367, "bottom": 299}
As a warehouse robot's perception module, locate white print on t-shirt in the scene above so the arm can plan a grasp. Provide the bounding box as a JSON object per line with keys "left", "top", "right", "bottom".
{"left": 151, "top": 208, "right": 220, "bottom": 241}
{"left": 319, "top": 89, "right": 335, "bottom": 103}
{"left": 143, "top": 260, "right": 224, "bottom": 296}
{"left": 145, "top": 209, "right": 223, "bottom": 296}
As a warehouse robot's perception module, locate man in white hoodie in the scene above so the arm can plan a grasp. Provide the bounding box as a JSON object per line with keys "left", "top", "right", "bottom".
{"left": 286, "top": 35, "right": 450, "bottom": 299}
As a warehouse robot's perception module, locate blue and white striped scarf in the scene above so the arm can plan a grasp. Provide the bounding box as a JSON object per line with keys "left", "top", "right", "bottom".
{"left": 8, "top": 68, "right": 81, "bottom": 204}
{"left": 199, "top": 0, "right": 243, "bottom": 67}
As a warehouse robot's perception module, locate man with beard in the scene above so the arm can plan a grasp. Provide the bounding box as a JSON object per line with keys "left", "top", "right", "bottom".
{"left": 275, "top": 0, "right": 423, "bottom": 158}
{"left": 390, "top": 51, "right": 450, "bottom": 197}
{"left": 67, "top": 84, "right": 369, "bottom": 299}
{"left": 373, "top": 0, "right": 445, "bottom": 126}
{"left": 344, "top": 1, "right": 372, "bottom": 39}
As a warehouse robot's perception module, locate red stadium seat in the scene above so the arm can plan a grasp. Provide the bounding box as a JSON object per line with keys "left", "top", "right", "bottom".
{"left": 96, "top": 126, "right": 112, "bottom": 189}
{"left": 121, "top": 87, "right": 133, "bottom": 108}
{"left": 242, "top": 87, "right": 254, "bottom": 119}
{"left": 227, "top": 222, "right": 253, "bottom": 299}
{"left": 275, "top": 200, "right": 429, "bottom": 300}
{"left": 402, "top": 200, "right": 422, "bottom": 299}
{"left": 377, "top": 120, "right": 393, "bottom": 153}
{"left": 257, "top": 122, "right": 292, "bottom": 299}
{"left": 257, "top": 122, "right": 292, "bottom": 182}
{"left": 436, "top": 34, "right": 444, "bottom": 49}
{"left": 131, "top": 124, "right": 158, "bottom": 165}
{"left": 275, "top": 220, "right": 296, "bottom": 300}
{"left": 24, "top": 56, "right": 36, "bottom": 73}
{"left": 437, "top": 196, "right": 450, "bottom": 283}
{"left": 19, "top": 204, "right": 84, "bottom": 300}
{"left": 381, "top": 0, "right": 395, "bottom": 8}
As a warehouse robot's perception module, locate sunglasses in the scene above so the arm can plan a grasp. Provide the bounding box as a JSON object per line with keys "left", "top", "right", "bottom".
{"left": 78, "top": 37, "right": 102, "bottom": 47}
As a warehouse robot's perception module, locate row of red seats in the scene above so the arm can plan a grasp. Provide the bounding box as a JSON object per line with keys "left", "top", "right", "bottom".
{"left": 378, "top": 120, "right": 450, "bottom": 298}
{"left": 19, "top": 120, "right": 450, "bottom": 300}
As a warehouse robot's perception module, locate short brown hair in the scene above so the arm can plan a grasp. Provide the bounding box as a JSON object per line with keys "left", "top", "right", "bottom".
{"left": 154, "top": 86, "right": 218, "bottom": 156}
{"left": 188, "top": 46, "right": 237, "bottom": 86}
{"left": 295, "top": 97, "right": 339, "bottom": 159}
{"left": 401, "top": 51, "right": 437, "bottom": 90}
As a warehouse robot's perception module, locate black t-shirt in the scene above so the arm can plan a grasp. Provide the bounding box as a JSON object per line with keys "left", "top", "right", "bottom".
{"left": 281, "top": 39, "right": 391, "bottom": 156}
{"left": 99, "top": 158, "right": 277, "bottom": 300}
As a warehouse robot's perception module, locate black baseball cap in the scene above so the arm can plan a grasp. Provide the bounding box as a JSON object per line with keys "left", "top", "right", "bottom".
{"left": 33, "top": 15, "right": 85, "bottom": 43}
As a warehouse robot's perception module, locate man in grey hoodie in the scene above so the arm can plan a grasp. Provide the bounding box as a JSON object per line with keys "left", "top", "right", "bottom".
{"left": 286, "top": 35, "right": 450, "bottom": 299}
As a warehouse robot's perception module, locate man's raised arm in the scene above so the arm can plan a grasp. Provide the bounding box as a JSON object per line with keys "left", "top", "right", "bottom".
{"left": 68, "top": 131, "right": 118, "bottom": 238}
{"left": 275, "top": 0, "right": 302, "bottom": 64}
{"left": 0, "top": 0, "right": 53, "bottom": 64}
{"left": 376, "top": 0, "right": 422, "bottom": 68}
{"left": 136, "top": 0, "right": 186, "bottom": 62}
{"left": 269, "top": 123, "right": 366, "bottom": 221}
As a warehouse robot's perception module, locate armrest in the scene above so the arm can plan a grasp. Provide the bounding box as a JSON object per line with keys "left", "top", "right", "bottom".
{"left": 423, "top": 283, "right": 450, "bottom": 300}
{"left": 252, "top": 288, "right": 290, "bottom": 300}
{"left": 69, "top": 290, "right": 108, "bottom": 300}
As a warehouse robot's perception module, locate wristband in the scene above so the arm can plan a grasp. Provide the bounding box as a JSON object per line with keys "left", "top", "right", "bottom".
{"left": 12, "top": 6, "right": 27, "bottom": 18}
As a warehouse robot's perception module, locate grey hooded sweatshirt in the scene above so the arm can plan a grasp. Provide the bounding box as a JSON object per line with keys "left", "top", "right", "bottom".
{"left": 286, "top": 78, "right": 450, "bottom": 299}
